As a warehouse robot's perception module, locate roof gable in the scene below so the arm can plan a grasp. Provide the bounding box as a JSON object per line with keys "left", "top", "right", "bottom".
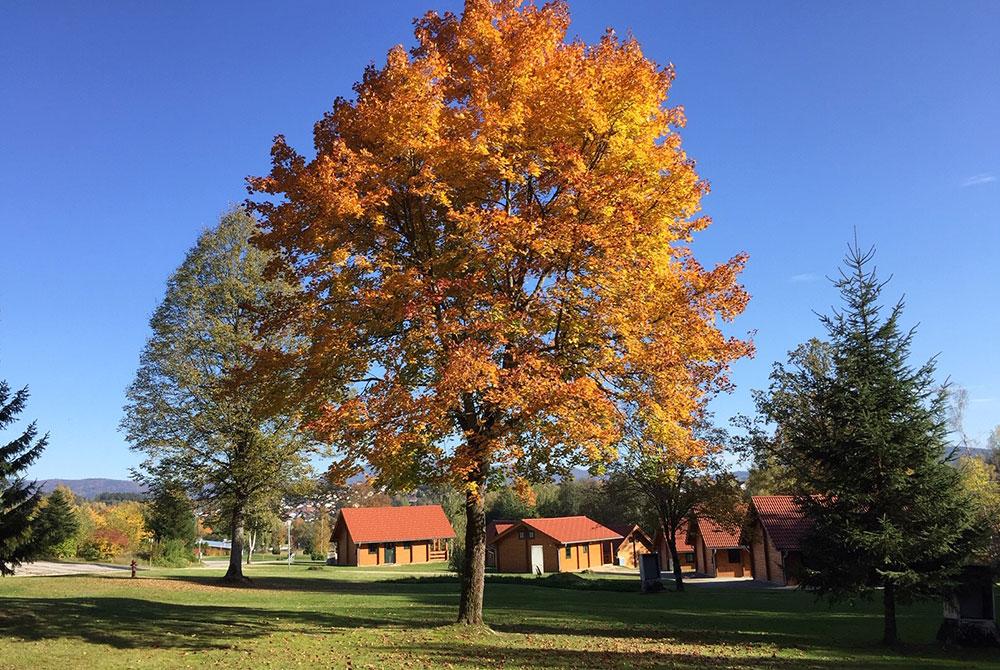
{"left": 337, "top": 505, "right": 456, "bottom": 544}
{"left": 495, "top": 516, "right": 622, "bottom": 545}
{"left": 608, "top": 524, "right": 653, "bottom": 549}
{"left": 689, "top": 513, "right": 745, "bottom": 549}
{"left": 751, "top": 495, "right": 812, "bottom": 551}
{"left": 486, "top": 520, "right": 516, "bottom": 543}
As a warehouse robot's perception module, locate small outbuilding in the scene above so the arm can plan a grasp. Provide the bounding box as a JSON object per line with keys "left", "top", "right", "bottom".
{"left": 490, "top": 516, "right": 623, "bottom": 574}
{"left": 746, "top": 495, "right": 812, "bottom": 585}
{"left": 687, "top": 512, "right": 751, "bottom": 578}
{"left": 609, "top": 524, "right": 655, "bottom": 568}
{"left": 331, "top": 504, "right": 456, "bottom": 566}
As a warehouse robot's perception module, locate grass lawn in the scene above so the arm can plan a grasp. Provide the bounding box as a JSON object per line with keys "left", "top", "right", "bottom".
{"left": 1, "top": 563, "right": 997, "bottom": 670}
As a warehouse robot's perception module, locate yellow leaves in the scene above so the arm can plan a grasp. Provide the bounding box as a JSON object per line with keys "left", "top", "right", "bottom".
{"left": 512, "top": 477, "right": 537, "bottom": 507}
{"left": 248, "top": 0, "right": 752, "bottom": 490}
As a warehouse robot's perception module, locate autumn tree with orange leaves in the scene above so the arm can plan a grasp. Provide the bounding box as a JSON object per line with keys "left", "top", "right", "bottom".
{"left": 249, "top": 0, "right": 751, "bottom": 625}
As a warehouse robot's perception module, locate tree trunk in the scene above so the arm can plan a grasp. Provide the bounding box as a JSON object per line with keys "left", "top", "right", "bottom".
{"left": 666, "top": 535, "right": 685, "bottom": 592}
{"left": 246, "top": 530, "right": 256, "bottom": 565}
{"left": 223, "top": 504, "right": 249, "bottom": 583}
{"left": 882, "top": 581, "right": 897, "bottom": 645}
{"left": 456, "top": 486, "right": 487, "bottom": 625}
{"left": 657, "top": 510, "right": 684, "bottom": 592}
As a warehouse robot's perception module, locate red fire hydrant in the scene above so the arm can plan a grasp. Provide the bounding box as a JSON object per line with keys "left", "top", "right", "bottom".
{"left": 130, "top": 559, "right": 137, "bottom": 578}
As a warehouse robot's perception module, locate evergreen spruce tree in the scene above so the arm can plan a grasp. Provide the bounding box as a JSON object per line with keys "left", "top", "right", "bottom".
{"left": 0, "top": 378, "right": 48, "bottom": 575}
{"left": 145, "top": 481, "right": 197, "bottom": 546}
{"left": 33, "top": 487, "right": 80, "bottom": 558}
{"left": 756, "top": 242, "right": 983, "bottom": 645}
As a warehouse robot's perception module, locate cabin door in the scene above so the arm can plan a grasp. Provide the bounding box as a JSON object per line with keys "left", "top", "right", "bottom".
{"left": 530, "top": 545, "right": 544, "bottom": 575}
{"left": 384, "top": 544, "right": 396, "bottom": 564}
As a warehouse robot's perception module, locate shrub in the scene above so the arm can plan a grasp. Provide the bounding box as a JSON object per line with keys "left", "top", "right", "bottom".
{"left": 150, "top": 539, "right": 194, "bottom": 567}
{"left": 448, "top": 544, "right": 466, "bottom": 576}
{"left": 78, "top": 528, "right": 129, "bottom": 561}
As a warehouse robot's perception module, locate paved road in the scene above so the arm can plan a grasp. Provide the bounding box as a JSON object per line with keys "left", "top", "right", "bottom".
{"left": 12, "top": 561, "right": 132, "bottom": 577}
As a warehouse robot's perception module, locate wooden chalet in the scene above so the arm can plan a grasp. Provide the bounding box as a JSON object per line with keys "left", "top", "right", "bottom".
{"left": 687, "top": 512, "right": 751, "bottom": 578}
{"left": 653, "top": 522, "right": 697, "bottom": 573}
{"left": 608, "top": 524, "right": 655, "bottom": 568}
{"left": 331, "top": 505, "right": 455, "bottom": 566}
{"left": 489, "top": 516, "right": 623, "bottom": 574}
{"left": 747, "top": 495, "right": 811, "bottom": 585}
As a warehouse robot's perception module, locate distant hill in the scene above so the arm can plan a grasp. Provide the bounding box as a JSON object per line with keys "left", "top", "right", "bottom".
{"left": 38, "top": 478, "right": 146, "bottom": 499}
{"left": 955, "top": 446, "right": 994, "bottom": 461}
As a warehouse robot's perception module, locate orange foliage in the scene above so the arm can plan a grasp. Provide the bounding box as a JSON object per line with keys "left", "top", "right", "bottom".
{"left": 249, "top": 0, "right": 751, "bottom": 499}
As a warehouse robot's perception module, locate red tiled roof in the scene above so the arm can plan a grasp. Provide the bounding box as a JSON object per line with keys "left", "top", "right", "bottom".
{"left": 497, "top": 516, "right": 623, "bottom": 545}
{"left": 653, "top": 521, "right": 694, "bottom": 553}
{"left": 337, "top": 505, "right": 456, "bottom": 544}
{"left": 486, "top": 520, "right": 516, "bottom": 543}
{"left": 690, "top": 514, "right": 744, "bottom": 549}
{"left": 607, "top": 523, "right": 636, "bottom": 537}
{"left": 752, "top": 496, "right": 811, "bottom": 551}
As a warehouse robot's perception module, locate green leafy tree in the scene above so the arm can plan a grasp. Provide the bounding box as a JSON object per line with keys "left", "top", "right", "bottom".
{"left": 311, "top": 509, "right": 331, "bottom": 560}
{"left": 486, "top": 484, "right": 536, "bottom": 522}
{"left": 743, "top": 458, "right": 798, "bottom": 497}
{"left": 752, "top": 242, "right": 984, "bottom": 645}
{"left": 609, "top": 420, "right": 742, "bottom": 591}
{"left": 0, "top": 376, "right": 48, "bottom": 575}
{"left": 959, "top": 457, "right": 1000, "bottom": 569}
{"left": 33, "top": 487, "right": 80, "bottom": 559}
{"left": 122, "top": 208, "right": 316, "bottom": 583}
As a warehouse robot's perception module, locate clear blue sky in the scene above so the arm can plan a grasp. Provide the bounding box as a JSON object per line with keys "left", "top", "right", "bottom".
{"left": 2, "top": 1, "right": 998, "bottom": 480}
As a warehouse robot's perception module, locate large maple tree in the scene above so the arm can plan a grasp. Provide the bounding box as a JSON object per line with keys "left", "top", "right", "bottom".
{"left": 249, "top": 0, "right": 750, "bottom": 624}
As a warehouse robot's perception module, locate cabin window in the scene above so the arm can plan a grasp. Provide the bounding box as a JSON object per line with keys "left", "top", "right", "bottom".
{"left": 518, "top": 530, "right": 525, "bottom": 539}
{"left": 367, "top": 545, "right": 378, "bottom": 554}
{"left": 684, "top": 553, "right": 695, "bottom": 563}
{"left": 727, "top": 549, "right": 742, "bottom": 564}
{"left": 527, "top": 531, "right": 535, "bottom": 539}
{"left": 582, "top": 544, "right": 589, "bottom": 555}
{"left": 565, "top": 546, "right": 571, "bottom": 558}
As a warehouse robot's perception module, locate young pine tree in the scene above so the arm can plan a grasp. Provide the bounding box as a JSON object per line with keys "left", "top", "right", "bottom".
{"left": 0, "top": 377, "right": 48, "bottom": 575}
{"left": 33, "top": 487, "right": 80, "bottom": 559}
{"left": 757, "top": 243, "right": 983, "bottom": 645}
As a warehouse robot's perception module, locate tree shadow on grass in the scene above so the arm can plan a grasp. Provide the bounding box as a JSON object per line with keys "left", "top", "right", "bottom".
{"left": 159, "top": 573, "right": 461, "bottom": 604}
{"left": 0, "top": 596, "right": 444, "bottom": 651}
{"left": 148, "top": 573, "right": 917, "bottom": 652}
{"left": 377, "top": 639, "right": 1000, "bottom": 670}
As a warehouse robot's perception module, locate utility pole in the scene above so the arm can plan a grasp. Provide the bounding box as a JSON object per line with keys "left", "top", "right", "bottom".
{"left": 287, "top": 518, "right": 292, "bottom": 567}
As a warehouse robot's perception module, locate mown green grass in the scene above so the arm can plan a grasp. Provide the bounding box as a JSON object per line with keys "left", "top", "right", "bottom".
{"left": 0, "top": 562, "right": 996, "bottom": 669}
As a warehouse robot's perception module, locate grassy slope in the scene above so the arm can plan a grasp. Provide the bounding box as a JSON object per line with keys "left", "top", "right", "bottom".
{"left": 0, "top": 563, "right": 997, "bottom": 670}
